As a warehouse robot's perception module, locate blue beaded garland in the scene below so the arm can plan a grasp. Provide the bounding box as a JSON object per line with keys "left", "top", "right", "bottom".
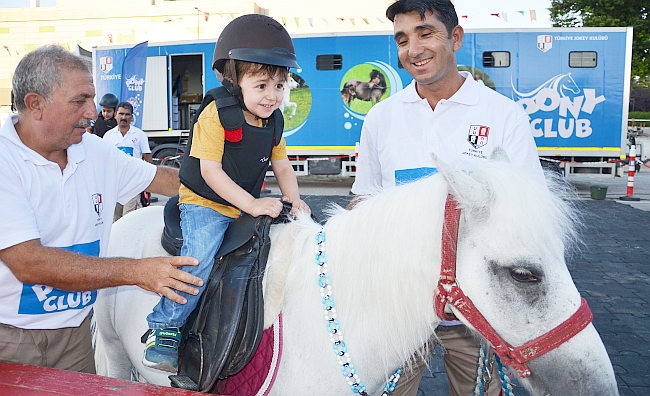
{"left": 315, "top": 229, "right": 400, "bottom": 396}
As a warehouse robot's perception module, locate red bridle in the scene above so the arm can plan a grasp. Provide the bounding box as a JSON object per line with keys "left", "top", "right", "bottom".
{"left": 434, "top": 195, "right": 593, "bottom": 377}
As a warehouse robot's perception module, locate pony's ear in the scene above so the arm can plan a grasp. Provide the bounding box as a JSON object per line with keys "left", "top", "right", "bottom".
{"left": 431, "top": 152, "right": 490, "bottom": 208}
{"left": 489, "top": 146, "right": 511, "bottom": 163}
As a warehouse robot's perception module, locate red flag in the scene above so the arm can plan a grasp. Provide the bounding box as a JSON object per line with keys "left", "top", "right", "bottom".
{"left": 204, "top": 12, "right": 209, "bottom": 22}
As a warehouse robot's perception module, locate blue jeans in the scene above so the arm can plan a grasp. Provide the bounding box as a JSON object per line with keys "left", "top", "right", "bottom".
{"left": 147, "top": 203, "right": 235, "bottom": 329}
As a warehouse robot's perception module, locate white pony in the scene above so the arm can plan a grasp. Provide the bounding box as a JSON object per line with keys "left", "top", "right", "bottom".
{"left": 279, "top": 75, "right": 299, "bottom": 119}
{"left": 94, "top": 150, "right": 619, "bottom": 395}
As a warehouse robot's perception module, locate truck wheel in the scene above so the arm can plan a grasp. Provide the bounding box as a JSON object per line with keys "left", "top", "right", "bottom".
{"left": 153, "top": 146, "right": 184, "bottom": 168}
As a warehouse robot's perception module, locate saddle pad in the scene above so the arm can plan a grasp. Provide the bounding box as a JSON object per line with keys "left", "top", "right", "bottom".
{"left": 216, "top": 315, "right": 283, "bottom": 396}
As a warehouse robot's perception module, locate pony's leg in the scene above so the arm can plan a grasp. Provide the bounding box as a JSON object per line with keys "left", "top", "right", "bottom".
{"left": 94, "top": 288, "right": 133, "bottom": 380}
{"left": 289, "top": 102, "right": 297, "bottom": 118}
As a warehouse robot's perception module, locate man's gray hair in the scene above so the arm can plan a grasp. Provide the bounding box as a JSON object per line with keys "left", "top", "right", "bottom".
{"left": 12, "top": 44, "right": 91, "bottom": 113}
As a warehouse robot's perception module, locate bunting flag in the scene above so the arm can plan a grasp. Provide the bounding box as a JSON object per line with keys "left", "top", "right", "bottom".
{"left": 458, "top": 9, "right": 542, "bottom": 23}
{"left": 255, "top": 9, "right": 543, "bottom": 29}
{"left": 204, "top": 12, "right": 209, "bottom": 22}
{"left": 4, "top": 45, "right": 10, "bottom": 55}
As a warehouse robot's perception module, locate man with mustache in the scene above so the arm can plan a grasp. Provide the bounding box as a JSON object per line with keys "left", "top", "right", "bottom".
{"left": 0, "top": 44, "right": 203, "bottom": 373}
{"left": 103, "top": 101, "right": 153, "bottom": 221}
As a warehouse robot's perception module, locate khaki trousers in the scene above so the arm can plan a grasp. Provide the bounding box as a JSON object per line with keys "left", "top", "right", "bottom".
{"left": 0, "top": 315, "right": 95, "bottom": 373}
{"left": 114, "top": 194, "right": 139, "bottom": 222}
{"left": 393, "top": 325, "right": 501, "bottom": 396}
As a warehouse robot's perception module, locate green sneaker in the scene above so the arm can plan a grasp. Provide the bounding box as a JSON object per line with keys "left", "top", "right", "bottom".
{"left": 142, "top": 327, "right": 181, "bottom": 373}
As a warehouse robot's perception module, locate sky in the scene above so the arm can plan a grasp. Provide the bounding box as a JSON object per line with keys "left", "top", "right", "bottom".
{"left": 0, "top": 0, "right": 553, "bottom": 28}
{"left": 0, "top": 0, "right": 56, "bottom": 7}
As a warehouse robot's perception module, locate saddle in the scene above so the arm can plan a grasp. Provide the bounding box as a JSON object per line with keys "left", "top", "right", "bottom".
{"left": 160, "top": 195, "right": 292, "bottom": 392}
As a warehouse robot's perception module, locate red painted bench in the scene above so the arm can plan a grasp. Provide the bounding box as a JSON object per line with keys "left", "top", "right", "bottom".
{"left": 0, "top": 361, "right": 210, "bottom": 395}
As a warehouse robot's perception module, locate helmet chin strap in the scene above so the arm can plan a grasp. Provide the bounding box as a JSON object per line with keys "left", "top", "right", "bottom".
{"left": 222, "top": 59, "right": 249, "bottom": 112}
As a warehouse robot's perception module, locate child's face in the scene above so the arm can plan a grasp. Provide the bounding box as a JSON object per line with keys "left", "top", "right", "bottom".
{"left": 239, "top": 72, "right": 284, "bottom": 119}
{"left": 101, "top": 106, "right": 115, "bottom": 120}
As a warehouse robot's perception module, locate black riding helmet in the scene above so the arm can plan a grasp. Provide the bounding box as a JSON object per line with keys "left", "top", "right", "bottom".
{"left": 212, "top": 14, "right": 300, "bottom": 74}
{"left": 99, "top": 93, "right": 119, "bottom": 109}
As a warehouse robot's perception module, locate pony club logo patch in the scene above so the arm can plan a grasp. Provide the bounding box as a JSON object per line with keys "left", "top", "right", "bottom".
{"left": 468, "top": 125, "right": 490, "bottom": 148}
{"left": 99, "top": 56, "right": 113, "bottom": 73}
{"left": 91, "top": 193, "right": 103, "bottom": 217}
{"left": 537, "top": 35, "right": 552, "bottom": 52}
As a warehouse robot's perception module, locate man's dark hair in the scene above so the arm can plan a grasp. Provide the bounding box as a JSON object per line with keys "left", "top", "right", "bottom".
{"left": 386, "top": 0, "right": 458, "bottom": 37}
{"left": 116, "top": 101, "right": 133, "bottom": 113}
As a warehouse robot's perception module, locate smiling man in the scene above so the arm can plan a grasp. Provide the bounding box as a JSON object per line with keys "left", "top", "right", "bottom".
{"left": 0, "top": 44, "right": 203, "bottom": 373}
{"left": 103, "top": 101, "right": 153, "bottom": 221}
{"left": 350, "top": 1, "right": 545, "bottom": 395}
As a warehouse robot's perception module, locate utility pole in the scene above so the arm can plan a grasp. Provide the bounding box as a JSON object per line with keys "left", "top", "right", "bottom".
{"left": 194, "top": 7, "right": 202, "bottom": 39}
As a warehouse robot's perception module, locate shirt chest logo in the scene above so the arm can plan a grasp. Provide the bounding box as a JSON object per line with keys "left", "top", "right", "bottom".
{"left": 468, "top": 125, "right": 490, "bottom": 149}
{"left": 91, "top": 193, "right": 103, "bottom": 217}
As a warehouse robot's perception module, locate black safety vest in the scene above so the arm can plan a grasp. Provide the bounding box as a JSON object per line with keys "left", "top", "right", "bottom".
{"left": 179, "top": 87, "right": 283, "bottom": 207}
{"left": 93, "top": 115, "right": 117, "bottom": 138}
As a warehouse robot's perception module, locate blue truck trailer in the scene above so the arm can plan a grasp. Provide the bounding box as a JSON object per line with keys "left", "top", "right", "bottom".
{"left": 93, "top": 27, "right": 633, "bottom": 175}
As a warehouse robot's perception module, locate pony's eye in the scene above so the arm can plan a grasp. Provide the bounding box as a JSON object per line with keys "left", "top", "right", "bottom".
{"left": 511, "top": 268, "right": 539, "bottom": 283}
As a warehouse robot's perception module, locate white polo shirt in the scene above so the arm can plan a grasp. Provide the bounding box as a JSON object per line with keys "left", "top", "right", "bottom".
{"left": 0, "top": 115, "right": 156, "bottom": 329}
{"left": 351, "top": 72, "right": 545, "bottom": 195}
{"left": 103, "top": 125, "right": 151, "bottom": 160}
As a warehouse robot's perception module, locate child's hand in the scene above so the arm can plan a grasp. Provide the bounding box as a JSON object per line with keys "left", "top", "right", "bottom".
{"left": 247, "top": 197, "right": 283, "bottom": 218}
{"left": 282, "top": 196, "right": 311, "bottom": 216}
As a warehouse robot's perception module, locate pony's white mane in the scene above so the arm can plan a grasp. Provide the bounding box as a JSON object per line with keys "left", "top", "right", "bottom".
{"left": 274, "top": 160, "right": 580, "bottom": 375}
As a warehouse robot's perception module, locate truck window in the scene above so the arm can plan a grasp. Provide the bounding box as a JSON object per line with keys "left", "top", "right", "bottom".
{"left": 482, "top": 51, "right": 510, "bottom": 68}
{"left": 316, "top": 54, "right": 343, "bottom": 70}
{"left": 569, "top": 51, "right": 597, "bottom": 68}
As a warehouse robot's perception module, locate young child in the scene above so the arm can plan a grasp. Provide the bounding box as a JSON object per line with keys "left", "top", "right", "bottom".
{"left": 142, "top": 14, "right": 310, "bottom": 373}
{"left": 87, "top": 92, "right": 118, "bottom": 138}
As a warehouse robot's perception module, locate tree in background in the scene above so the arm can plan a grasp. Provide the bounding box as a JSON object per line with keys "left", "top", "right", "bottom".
{"left": 550, "top": 0, "right": 649, "bottom": 86}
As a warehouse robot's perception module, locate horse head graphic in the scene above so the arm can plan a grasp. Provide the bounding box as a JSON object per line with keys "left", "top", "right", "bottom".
{"left": 511, "top": 73, "right": 581, "bottom": 102}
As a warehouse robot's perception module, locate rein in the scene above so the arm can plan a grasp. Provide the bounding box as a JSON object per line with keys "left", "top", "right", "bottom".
{"left": 434, "top": 194, "right": 594, "bottom": 377}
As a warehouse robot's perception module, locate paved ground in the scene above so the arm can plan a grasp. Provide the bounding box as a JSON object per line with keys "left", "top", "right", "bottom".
{"left": 150, "top": 163, "right": 650, "bottom": 395}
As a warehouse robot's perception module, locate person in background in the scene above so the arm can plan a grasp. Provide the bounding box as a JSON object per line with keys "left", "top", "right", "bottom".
{"left": 142, "top": 14, "right": 310, "bottom": 373}
{"left": 350, "top": 1, "right": 545, "bottom": 395}
{"left": 103, "top": 101, "right": 153, "bottom": 222}
{"left": 86, "top": 93, "right": 118, "bottom": 138}
{"left": 0, "top": 44, "right": 202, "bottom": 374}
